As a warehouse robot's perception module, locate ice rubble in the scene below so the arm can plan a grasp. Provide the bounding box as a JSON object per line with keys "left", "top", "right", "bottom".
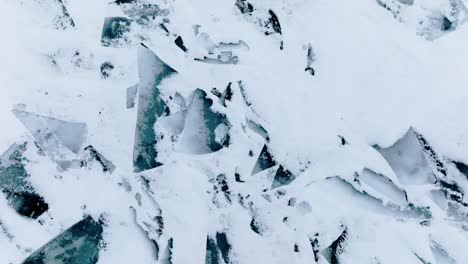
{"left": 2, "top": 0, "right": 468, "bottom": 263}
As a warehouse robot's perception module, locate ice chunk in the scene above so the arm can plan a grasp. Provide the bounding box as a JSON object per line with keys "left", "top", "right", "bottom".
{"left": 359, "top": 169, "right": 408, "bottom": 206}
{"left": 176, "top": 89, "right": 230, "bottom": 154}
{"left": 216, "top": 232, "right": 232, "bottom": 264}
{"left": 309, "top": 234, "right": 320, "bottom": 263}
{"left": 376, "top": 128, "right": 436, "bottom": 185}
{"left": 266, "top": 10, "right": 282, "bottom": 35}
{"left": 235, "top": 0, "right": 254, "bottom": 14}
{"left": 219, "top": 82, "right": 233, "bottom": 107}
{"left": 21, "top": 216, "right": 103, "bottom": 264}
{"left": 101, "top": 17, "right": 131, "bottom": 47}
{"left": 205, "top": 236, "right": 220, "bottom": 264}
{"left": 174, "top": 36, "right": 187, "bottom": 52}
{"left": 272, "top": 165, "right": 296, "bottom": 188}
{"left": 13, "top": 109, "right": 86, "bottom": 155}
{"left": 322, "top": 227, "right": 347, "bottom": 264}
{"left": 126, "top": 84, "right": 138, "bottom": 109}
{"left": 453, "top": 161, "right": 468, "bottom": 181}
{"left": 0, "top": 142, "right": 48, "bottom": 219}
{"left": 312, "top": 176, "right": 431, "bottom": 219}
{"left": 251, "top": 145, "right": 276, "bottom": 175}
{"left": 133, "top": 44, "right": 177, "bottom": 172}
{"left": 247, "top": 120, "right": 269, "bottom": 140}
{"left": 438, "top": 179, "right": 465, "bottom": 204}
{"left": 80, "top": 146, "right": 116, "bottom": 173}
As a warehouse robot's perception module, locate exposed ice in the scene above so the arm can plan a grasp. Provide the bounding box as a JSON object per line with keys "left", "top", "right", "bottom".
{"left": 21, "top": 216, "right": 103, "bottom": 264}
{"left": 133, "top": 44, "right": 177, "bottom": 172}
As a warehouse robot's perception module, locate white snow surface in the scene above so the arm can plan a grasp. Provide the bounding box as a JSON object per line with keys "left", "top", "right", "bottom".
{"left": 1, "top": 0, "right": 468, "bottom": 263}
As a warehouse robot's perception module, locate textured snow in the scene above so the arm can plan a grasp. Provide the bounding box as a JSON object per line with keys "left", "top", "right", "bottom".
{"left": 1, "top": 0, "right": 468, "bottom": 263}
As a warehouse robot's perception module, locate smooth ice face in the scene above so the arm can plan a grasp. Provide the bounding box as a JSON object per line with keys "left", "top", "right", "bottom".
{"left": 359, "top": 169, "right": 408, "bottom": 206}
{"left": 133, "top": 45, "right": 177, "bottom": 172}
{"left": 0, "top": 142, "right": 49, "bottom": 219}
{"left": 12, "top": 109, "right": 87, "bottom": 166}
{"left": 22, "top": 216, "right": 103, "bottom": 264}
{"left": 377, "top": 128, "right": 436, "bottom": 185}
{"left": 176, "top": 89, "right": 229, "bottom": 154}
{"left": 272, "top": 165, "right": 295, "bottom": 188}
{"left": 251, "top": 145, "right": 276, "bottom": 175}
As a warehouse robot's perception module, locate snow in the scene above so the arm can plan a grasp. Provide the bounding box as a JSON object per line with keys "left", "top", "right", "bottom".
{"left": 1, "top": 0, "right": 468, "bottom": 263}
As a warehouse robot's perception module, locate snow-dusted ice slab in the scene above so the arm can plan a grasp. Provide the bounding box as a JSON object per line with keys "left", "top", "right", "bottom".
{"left": 359, "top": 168, "right": 408, "bottom": 206}
{"left": 133, "top": 44, "right": 177, "bottom": 172}
{"left": 376, "top": 128, "right": 436, "bottom": 185}
{"left": 13, "top": 109, "right": 86, "bottom": 155}
{"left": 12, "top": 109, "right": 86, "bottom": 170}
{"left": 101, "top": 17, "right": 131, "bottom": 47}
{"left": 21, "top": 216, "right": 103, "bottom": 264}
{"left": 176, "top": 89, "right": 230, "bottom": 154}
{"left": 0, "top": 142, "right": 48, "bottom": 219}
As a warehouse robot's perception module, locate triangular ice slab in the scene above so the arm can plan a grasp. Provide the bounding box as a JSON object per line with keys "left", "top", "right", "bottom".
{"left": 22, "top": 216, "right": 104, "bottom": 264}
{"left": 13, "top": 109, "right": 86, "bottom": 156}
{"left": 251, "top": 144, "right": 276, "bottom": 175}
{"left": 376, "top": 128, "right": 436, "bottom": 185}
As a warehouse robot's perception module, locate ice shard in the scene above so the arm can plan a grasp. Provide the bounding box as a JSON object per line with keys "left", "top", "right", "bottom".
{"left": 176, "top": 89, "right": 230, "bottom": 154}
{"left": 133, "top": 44, "right": 177, "bottom": 172}
{"left": 375, "top": 128, "right": 436, "bottom": 185}
{"left": 251, "top": 144, "right": 276, "bottom": 175}
{"left": 272, "top": 165, "right": 295, "bottom": 188}
{"left": 205, "top": 236, "right": 221, "bottom": 264}
{"left": 0, "top": 142, "right": 48, "bottom": 219}
{"left": 174, "top": 36, "right": 187, "bottom": 52}
{"left": 81, "top": 145, "right": 116, "bottom": 173}
{"left": 235, "top": 0, "right": 254, "bottom": 14}
{"left": 359, "top": 169, "right": 408, "bottom": 206}
{"left": 322, "top": 227, "right": 347, "bottom": 264}
{"left": 216, "top": 232, "right": 231, "bottom": 264}
{"left": 22, "top": 216, "right": 103, "bottom": 264}
{"left": 101, "top": 17, "right": 131, "bottom": 47}
{"left": 219, "top": 82, "right": 233, "bottom": 107}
